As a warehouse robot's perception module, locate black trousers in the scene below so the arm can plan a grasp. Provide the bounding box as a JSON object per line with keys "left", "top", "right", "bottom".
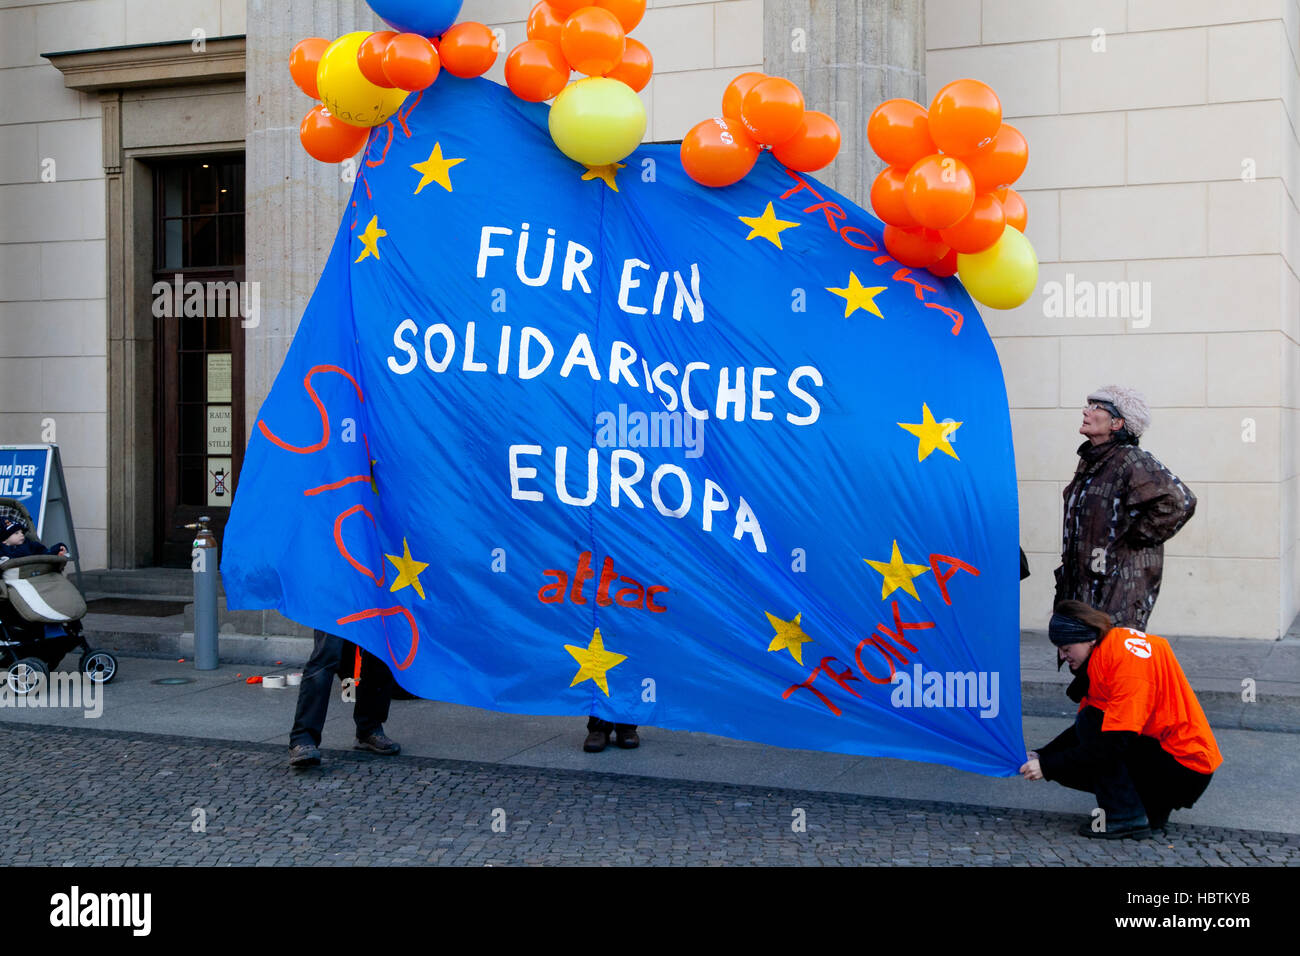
{"left": 1044, "top": 706, "right": 1212, "bottom": 823}
{"left": 290, "top": 629, "right": 395, "bottom": 747}
{"left": 587, "top": 716, "right": 636, "bottom": 734}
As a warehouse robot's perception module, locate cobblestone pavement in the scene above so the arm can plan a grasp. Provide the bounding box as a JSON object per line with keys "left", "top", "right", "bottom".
{"left": 5, "top": 724, "right": 1299, "bottom": 866}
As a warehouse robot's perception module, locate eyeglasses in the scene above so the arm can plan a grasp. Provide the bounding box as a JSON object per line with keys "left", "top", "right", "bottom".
{"left": 1083, "top": 403, "right": 1111, "bottom": 414}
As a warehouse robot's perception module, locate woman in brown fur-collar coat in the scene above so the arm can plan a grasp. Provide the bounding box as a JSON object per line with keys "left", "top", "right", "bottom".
{"left": 1054, "top": 386, "right": 1196, "bottom": 631}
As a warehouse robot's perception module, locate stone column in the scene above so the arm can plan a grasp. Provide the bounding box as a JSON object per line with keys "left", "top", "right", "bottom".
{"left": 763, "top": 0, "right": 925, "bottom": 207}
{"left": 100, "top": 90, "right": 137, "bottom": 568}
{"left": 243, "top": 0, "right": 385, "bottom": 430}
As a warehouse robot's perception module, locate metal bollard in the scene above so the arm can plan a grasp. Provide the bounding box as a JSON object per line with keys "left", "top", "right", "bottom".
{"left": 186, "top": 517, "right": 219, "bottom": 670}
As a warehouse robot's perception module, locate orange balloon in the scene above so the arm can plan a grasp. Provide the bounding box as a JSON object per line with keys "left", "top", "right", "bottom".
{"left": 439, "top": 22, "right": 498, "bottom": 78}
{"left": 505, "top": 40, "right": 570, "bottom": 102}
{"left": 870, "top": 167, "right": 918, "bottom": 228}
{"left": 928, "top": 247, "right": 959, "bottom": 278}
{"left": 867, "top": 99, "right": 936, "bottom": 170}
{"left": 606, "top": 37, "right": 652, "bottom": 92}
{"left": 965, "top": 124, "right": 1029, "bottom": 193}
{"left": 771, "top": 110, "right": 840, "bottom": 171}
{"left": 995, "top": 186, "right": 1028, "bottom": 232}
{"left": 928, "top": 78, "right": 1002, "bottom": 156}
{"left": 596, "top": 0, "right": 646, "bottom": 32}
{"left": 680, "top": 117, "right": 760, "bottom": 187}
{"left": 549, "top": 0, "right": 588, "bottom": 15}
{"left": 561, "top": 6, "right": 626, "bottom": 76}
{"left": 290, "top": 38, "right": 330, "bottom": 99}
{"left": 300, "top": 105, "right": 370, "bottom": 163}
{"left": 884, "top": 225, "right": 947, "bottom": 268}
{"left": 722, "top": 72, "right": 765, "bottom": 119}
{"left": 740, "top": 77, "right": 804, "bottom": 145}
{"left": 527, "top": 1, "right": 565, "bottom": 46}
{"left": 903, "top": 153, "right": 975, "bottom": 229}
{"left": 357, "top": 32, "right": 397, "bottom": 88}
{"left": 939, "top": 192, "right": 1006, "bottom": 253}
{"left": 383, "top": 33, "right": 440, "bottom": 91}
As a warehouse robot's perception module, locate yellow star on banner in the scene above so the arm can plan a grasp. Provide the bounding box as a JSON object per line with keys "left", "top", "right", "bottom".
{"left": 565, "top": 627, "right": 627, "bottom": 696}
{"left": 826, "top": 271, "right": 888, "bottom": 319}
{"left": 738, "top": 201, "right": 801, "bottom": 249}
{"left": 411, "top": 142, "right": 465, "bottom": 195}
{"left": 581, "top": 162, "right": 626, "bottom": 191}
{"left": 863, "top": 540, "right": 930, "bottom": 601}
{"left": 386, "top": 538, "right": 429, "bottom": 599}
{"left": 898, "top": 403, "right": 962, "bottom": 461}
{"left": 355, "top": 215, "right": 386, "bottom": 263}
{"left": 764, "top": 611, "right": 814, "bottom": 665}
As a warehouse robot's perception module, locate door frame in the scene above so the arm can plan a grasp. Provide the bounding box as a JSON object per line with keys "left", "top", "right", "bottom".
{"left": 148, "top": 153, "right": 247, "bottom": 567}
{"left": 45, "top": 37, "right": 247, "bottom": 568}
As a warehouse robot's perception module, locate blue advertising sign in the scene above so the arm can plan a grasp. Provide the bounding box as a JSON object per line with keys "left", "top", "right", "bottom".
{"left": 0, "top": 445, "right": 53, "bottom": 534}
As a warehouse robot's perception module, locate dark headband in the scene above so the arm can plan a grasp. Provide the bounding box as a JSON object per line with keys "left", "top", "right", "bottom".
{"left": 1049, "top": 613, "right": 1099, "bottom": 646}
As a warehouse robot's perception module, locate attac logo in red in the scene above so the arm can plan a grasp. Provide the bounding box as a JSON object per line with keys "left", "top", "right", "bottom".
{"left": 537, "top": 551, "right": 668, "bottom": 613}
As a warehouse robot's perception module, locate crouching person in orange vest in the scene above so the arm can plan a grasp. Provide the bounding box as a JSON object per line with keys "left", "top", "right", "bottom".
{"left": 1019, "top": 600, "right": 1222, "bottom": 839}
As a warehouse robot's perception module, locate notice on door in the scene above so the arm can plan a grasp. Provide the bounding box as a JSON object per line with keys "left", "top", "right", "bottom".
{"left": 207, "top": 353, "right": 232, "bottom": 403}
{"left": 207, "top": 405, "right": 232, "bottom": 455}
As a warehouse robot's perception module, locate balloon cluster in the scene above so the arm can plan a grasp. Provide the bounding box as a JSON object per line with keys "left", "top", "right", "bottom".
{"left": 504, "top": 1, "right": 653, "bottom": 167}
{"left": 680, "top": 72, "right": 841, "bottom": 188}
{"left": 867, "top": 79, "right": 1036, "bottom": 309}
{"left": 289, "top": 0, "right": 497, "bottom": 164}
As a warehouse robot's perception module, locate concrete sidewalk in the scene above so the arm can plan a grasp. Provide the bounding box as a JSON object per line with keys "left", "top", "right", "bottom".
{"left": 4, "top": 650, "right": 1299, "bottom": 836}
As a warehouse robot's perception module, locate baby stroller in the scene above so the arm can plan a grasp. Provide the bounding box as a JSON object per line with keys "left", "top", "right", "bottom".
{"left": 0, "top": 497, "right": 117, "bottom": 694}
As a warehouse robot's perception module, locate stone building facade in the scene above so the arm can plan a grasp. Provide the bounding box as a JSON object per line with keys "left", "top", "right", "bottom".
{"left": 1, "top": 0, "right": 1295, "bottom": 638}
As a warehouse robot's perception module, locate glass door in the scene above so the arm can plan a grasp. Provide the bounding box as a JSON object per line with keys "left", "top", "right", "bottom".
{"left": 152, "top": 155, "right": 246, "bottom": 567}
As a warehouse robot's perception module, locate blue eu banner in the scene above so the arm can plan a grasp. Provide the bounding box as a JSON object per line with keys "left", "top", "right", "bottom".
{"left": 222, "top": 77, "right": 1024, "bottom": 775}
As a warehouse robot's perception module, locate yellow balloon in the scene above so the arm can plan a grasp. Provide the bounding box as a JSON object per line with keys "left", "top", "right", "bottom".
{"left": 956, "top": 225, "right": 1039, "bottom": 309}
{"left": 547, "top": 77, "right": 647, "bottom": 166}
{"left": 317, "top": 32, "right": 408, "bottom": 128}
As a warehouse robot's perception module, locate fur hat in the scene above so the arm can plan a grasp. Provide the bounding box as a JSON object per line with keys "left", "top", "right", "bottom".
{"left": 1087, "top": 385, "right": 1150, "bottom": 437}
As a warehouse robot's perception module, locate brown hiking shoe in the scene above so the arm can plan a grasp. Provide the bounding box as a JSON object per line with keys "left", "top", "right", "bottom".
{"left": 354, "top": 732, "right": 400, "bottom": 755}
{"left": 288, "top": 743, "right": 321, "bottom": 768}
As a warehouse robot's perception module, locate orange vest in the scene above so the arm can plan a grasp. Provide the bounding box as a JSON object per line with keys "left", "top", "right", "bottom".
{"left": 1080, "top": 627, "right": 1223, "bottom": 775}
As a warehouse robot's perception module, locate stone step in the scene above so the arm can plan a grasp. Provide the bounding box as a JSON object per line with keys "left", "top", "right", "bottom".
{"left": 183, "top": 597, "right": 313, "bottom": 639}
{"left": 78, "top": 567, "right": 223, "bottom": 600}
{"left": 81, "top": 627, "right": 313, "bottom": 667}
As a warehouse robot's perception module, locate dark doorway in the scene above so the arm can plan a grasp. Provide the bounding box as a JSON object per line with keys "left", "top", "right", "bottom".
{"left": 152, "top": 155, "right": 246, "bottom": 567}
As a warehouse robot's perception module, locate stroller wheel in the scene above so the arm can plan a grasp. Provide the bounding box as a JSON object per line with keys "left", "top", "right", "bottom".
{"left": 80, "top": 650, "right": 117, "bottom": 684}
{"left": 6, "top": 657, "right": 49, "bottom": 695}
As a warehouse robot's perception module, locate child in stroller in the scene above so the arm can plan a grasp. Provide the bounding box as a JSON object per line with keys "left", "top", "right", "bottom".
{"left": 2, "top": 516, "right": 68, "bottom": 559}
{"left": 0, "top": 499, "right": 117, "bottom": 694}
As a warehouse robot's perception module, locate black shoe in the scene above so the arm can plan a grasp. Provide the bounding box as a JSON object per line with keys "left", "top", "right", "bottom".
{"left": 584, "top": 728, "right": 610, "bottom": 753}
{"left": 289, "top": 743, "right": 321, "bottom": 768}
{"left": 1077, "top": 817, "right": 1151, "bottom": 840}
{"left": 354, "top": 732, "right": 400, "bottom": 755}
{"left": 615, "top": 726, "right": 639, "bottom": 749}
{"left": 1147, "top": 807, "right": 1171, "bottom": 833}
